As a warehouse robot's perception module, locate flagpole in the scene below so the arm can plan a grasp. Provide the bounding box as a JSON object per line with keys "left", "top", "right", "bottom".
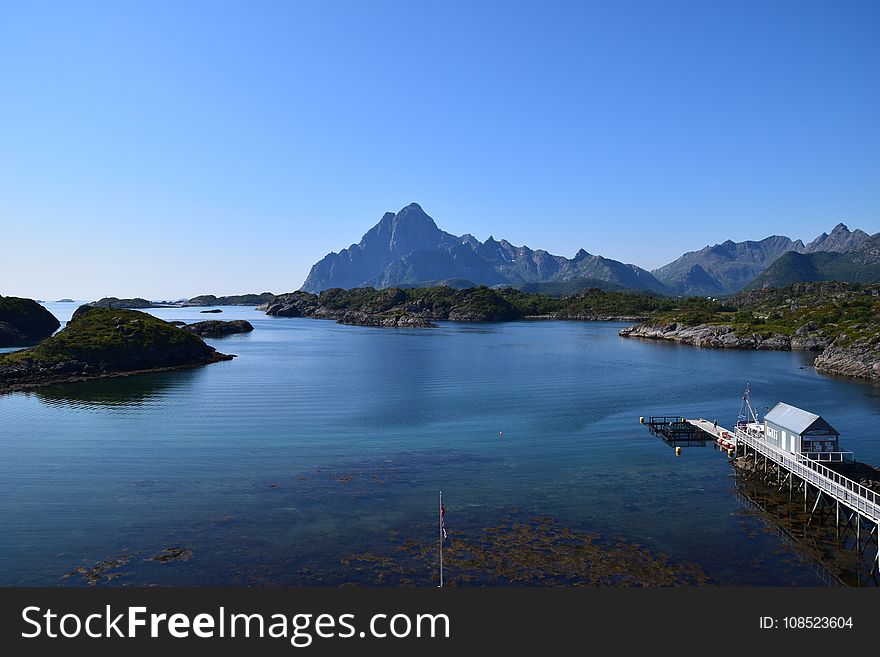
{"left": 438, "top": 490, "right": 444, "bottom": 588}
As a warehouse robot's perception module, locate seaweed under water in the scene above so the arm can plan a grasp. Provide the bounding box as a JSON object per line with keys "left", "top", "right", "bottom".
{"left": 340, "top": 515, "right": 707, "bottom": 587}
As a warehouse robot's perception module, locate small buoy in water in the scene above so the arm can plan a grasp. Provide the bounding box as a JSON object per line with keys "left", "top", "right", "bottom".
{"left": 675, "top": 446, "right": 682, "bottom": 456}
{"left": 639, "top": 416, "right": 644, "bottom": 424}
{"left": 499, "top": 431, "right": 503, "bottom": 438}
{"left": 727, "top": 448, "right": 734, "bottom": 458}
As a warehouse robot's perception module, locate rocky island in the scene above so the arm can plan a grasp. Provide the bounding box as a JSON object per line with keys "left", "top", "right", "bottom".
{"left": 90, "top": 297, "right": 164, "bottom": 309}
{"left": 183, "top": 293, "right": 275, "bottom": 307}
{"left": 0, "top": 296, "right": 61, "bottom": 346}
{"left": 259, "top": 285, "right": 700, "bottom": 327}
{"left": 182, "top": 319, "right": 254, "bottom": 337}
{"left": 0, "top": 307, "right": 233, "bottom": 393}
{"left": 88, "top": 293, "right": 276, "bottom": 309}
{"left": 261, "top": 286, "right": 525, "bottom": 327}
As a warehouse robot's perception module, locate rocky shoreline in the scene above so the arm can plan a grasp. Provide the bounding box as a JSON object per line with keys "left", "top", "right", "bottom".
{"left": 0, "top": 356, "right": 232, "bottom": 394}
{"left": 335, "top": 312, "right": 437, "bottom": 328}
{"left": 527, "top": 313, "right": 649, "bottom": 322}
{"left": 619, "top": 321, "right": 880, "bottom": 383}
{"left": 618, "top": 322, "right": 831, "bottom": 351}
{"left": 813, "top": 336, "right": 880, "bottom": 381}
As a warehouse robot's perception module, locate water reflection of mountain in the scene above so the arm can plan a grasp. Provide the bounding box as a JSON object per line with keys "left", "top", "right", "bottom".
{"left": 32, "top": 371, "right": 199, "bottom": 409}
{"left": 733, "top": 475, "right": 878, "bottom": 587}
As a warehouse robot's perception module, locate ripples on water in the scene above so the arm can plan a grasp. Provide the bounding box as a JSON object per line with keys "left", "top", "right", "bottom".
{"left": 1, "top": 303, "right": 879, "bottom": 586}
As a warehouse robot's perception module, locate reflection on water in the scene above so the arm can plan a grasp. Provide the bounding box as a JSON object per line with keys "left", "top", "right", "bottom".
{"left": 32, "top": 371, "right": 201, "bottom": 410}
{"left": 733, "top": 475, "right": 878, "bottom": 587}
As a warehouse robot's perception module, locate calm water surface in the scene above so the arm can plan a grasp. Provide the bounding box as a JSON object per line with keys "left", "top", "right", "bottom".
{"left": 1, "top": 302, "right": 878, "bottom": 586}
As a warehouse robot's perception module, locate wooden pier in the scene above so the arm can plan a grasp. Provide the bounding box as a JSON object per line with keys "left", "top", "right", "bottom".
{"left": 642, "top": 412, "right": 880, "bottom": 579}
{"left": 642, "top": 416, "right": 709, "bottom": 447}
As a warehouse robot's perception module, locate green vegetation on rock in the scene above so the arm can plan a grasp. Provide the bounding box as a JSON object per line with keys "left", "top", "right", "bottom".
{"left": 680, "top": 282, "right": 879, "bottom": 344}
{"left": 263, "top": 285, "right": 732, "bottom": 324}
{"left": 621, "top": 282, "right": 880, "bottom": 381}
{"left": 0, "top": 307, "right": 231, "bottom": 392}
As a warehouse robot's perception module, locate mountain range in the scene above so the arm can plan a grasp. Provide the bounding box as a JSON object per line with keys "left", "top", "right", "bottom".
{"left": 301, "top": 204, "right": 668, "bottom": 294}
{"left": 748, "top": 233, "right": 880, "bottom": 289}
{"left": 652, "top": 223, "right": 871, "bottom": 295}
{"left": 300, "top": 204, "right": 876, "bottom": 296}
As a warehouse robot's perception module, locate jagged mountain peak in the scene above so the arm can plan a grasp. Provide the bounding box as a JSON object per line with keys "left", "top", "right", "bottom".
{"left": 804, "top": 222, "right": 870, "bottom": 254}
{"left": 300, "top": 205, "right": 667, "bottom": 294}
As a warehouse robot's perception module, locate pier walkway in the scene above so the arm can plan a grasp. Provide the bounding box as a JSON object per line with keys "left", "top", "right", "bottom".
{"left": 681, "top": 418, "right": 880, "bottom": 524}
{"left": 643, "top": 403, "right": 880, "bottom": 577}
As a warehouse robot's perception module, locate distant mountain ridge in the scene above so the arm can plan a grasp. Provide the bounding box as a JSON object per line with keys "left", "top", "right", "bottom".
{"left": 653, "top": 223, "right": 872, "bottom": 295}
{"left": 749, "top": 233, "right": 880, "bottom": 288}
{"left": 300, "top": 204, "right": 668, "bottom": 294}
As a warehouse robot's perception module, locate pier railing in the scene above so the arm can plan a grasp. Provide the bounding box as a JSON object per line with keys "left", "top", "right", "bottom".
{"left": 803, "top": 451, "right": 854, "bottom": 463}
{"left": 734, "top": 428, "right": 880, "bottom": 523}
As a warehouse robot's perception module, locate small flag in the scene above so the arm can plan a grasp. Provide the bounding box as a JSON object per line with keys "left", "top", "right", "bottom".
{"left": 440, "top": 502, "right": 447, "bottom": 540}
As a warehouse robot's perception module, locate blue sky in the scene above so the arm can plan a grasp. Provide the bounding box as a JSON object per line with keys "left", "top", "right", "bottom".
{"left": 1, "top": 0, "right": 878, "bottom": 299}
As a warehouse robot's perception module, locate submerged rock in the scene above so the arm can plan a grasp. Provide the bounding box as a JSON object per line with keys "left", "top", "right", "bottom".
{"left": 200, "top": 308, "right": 223, "bottom": 314}
{"left": 145, "top": 546, "right": 194, "bottom": 563}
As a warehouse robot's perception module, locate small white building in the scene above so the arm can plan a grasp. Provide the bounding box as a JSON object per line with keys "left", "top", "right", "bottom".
{"left": 763, "top": 402, "right": 840, "bottom": 456}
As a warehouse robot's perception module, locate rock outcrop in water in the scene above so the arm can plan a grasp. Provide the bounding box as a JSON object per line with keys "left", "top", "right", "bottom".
{"left": 0, "top": 296, "right": 61, "bottom": 346}
{"left": 0, "top": 307, "right": 233, "bottom": 393}
{"left": 183, "top": 293, "right": 275, "bottom": 307}
{"left": 89, "top": 297, "right": 159, "bottom": 309}
{"left": 182, "top": 319, "right": 254, "bottom": 337}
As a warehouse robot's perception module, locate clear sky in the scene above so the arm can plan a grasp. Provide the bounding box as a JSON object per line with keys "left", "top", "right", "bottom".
{"left": 1, "top": 0, "right": 878, "bottom": 300}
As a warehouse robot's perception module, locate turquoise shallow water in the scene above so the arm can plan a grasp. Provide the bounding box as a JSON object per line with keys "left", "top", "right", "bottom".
{"left": 1, "top": 302, "right": 879, "bottom": 586}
